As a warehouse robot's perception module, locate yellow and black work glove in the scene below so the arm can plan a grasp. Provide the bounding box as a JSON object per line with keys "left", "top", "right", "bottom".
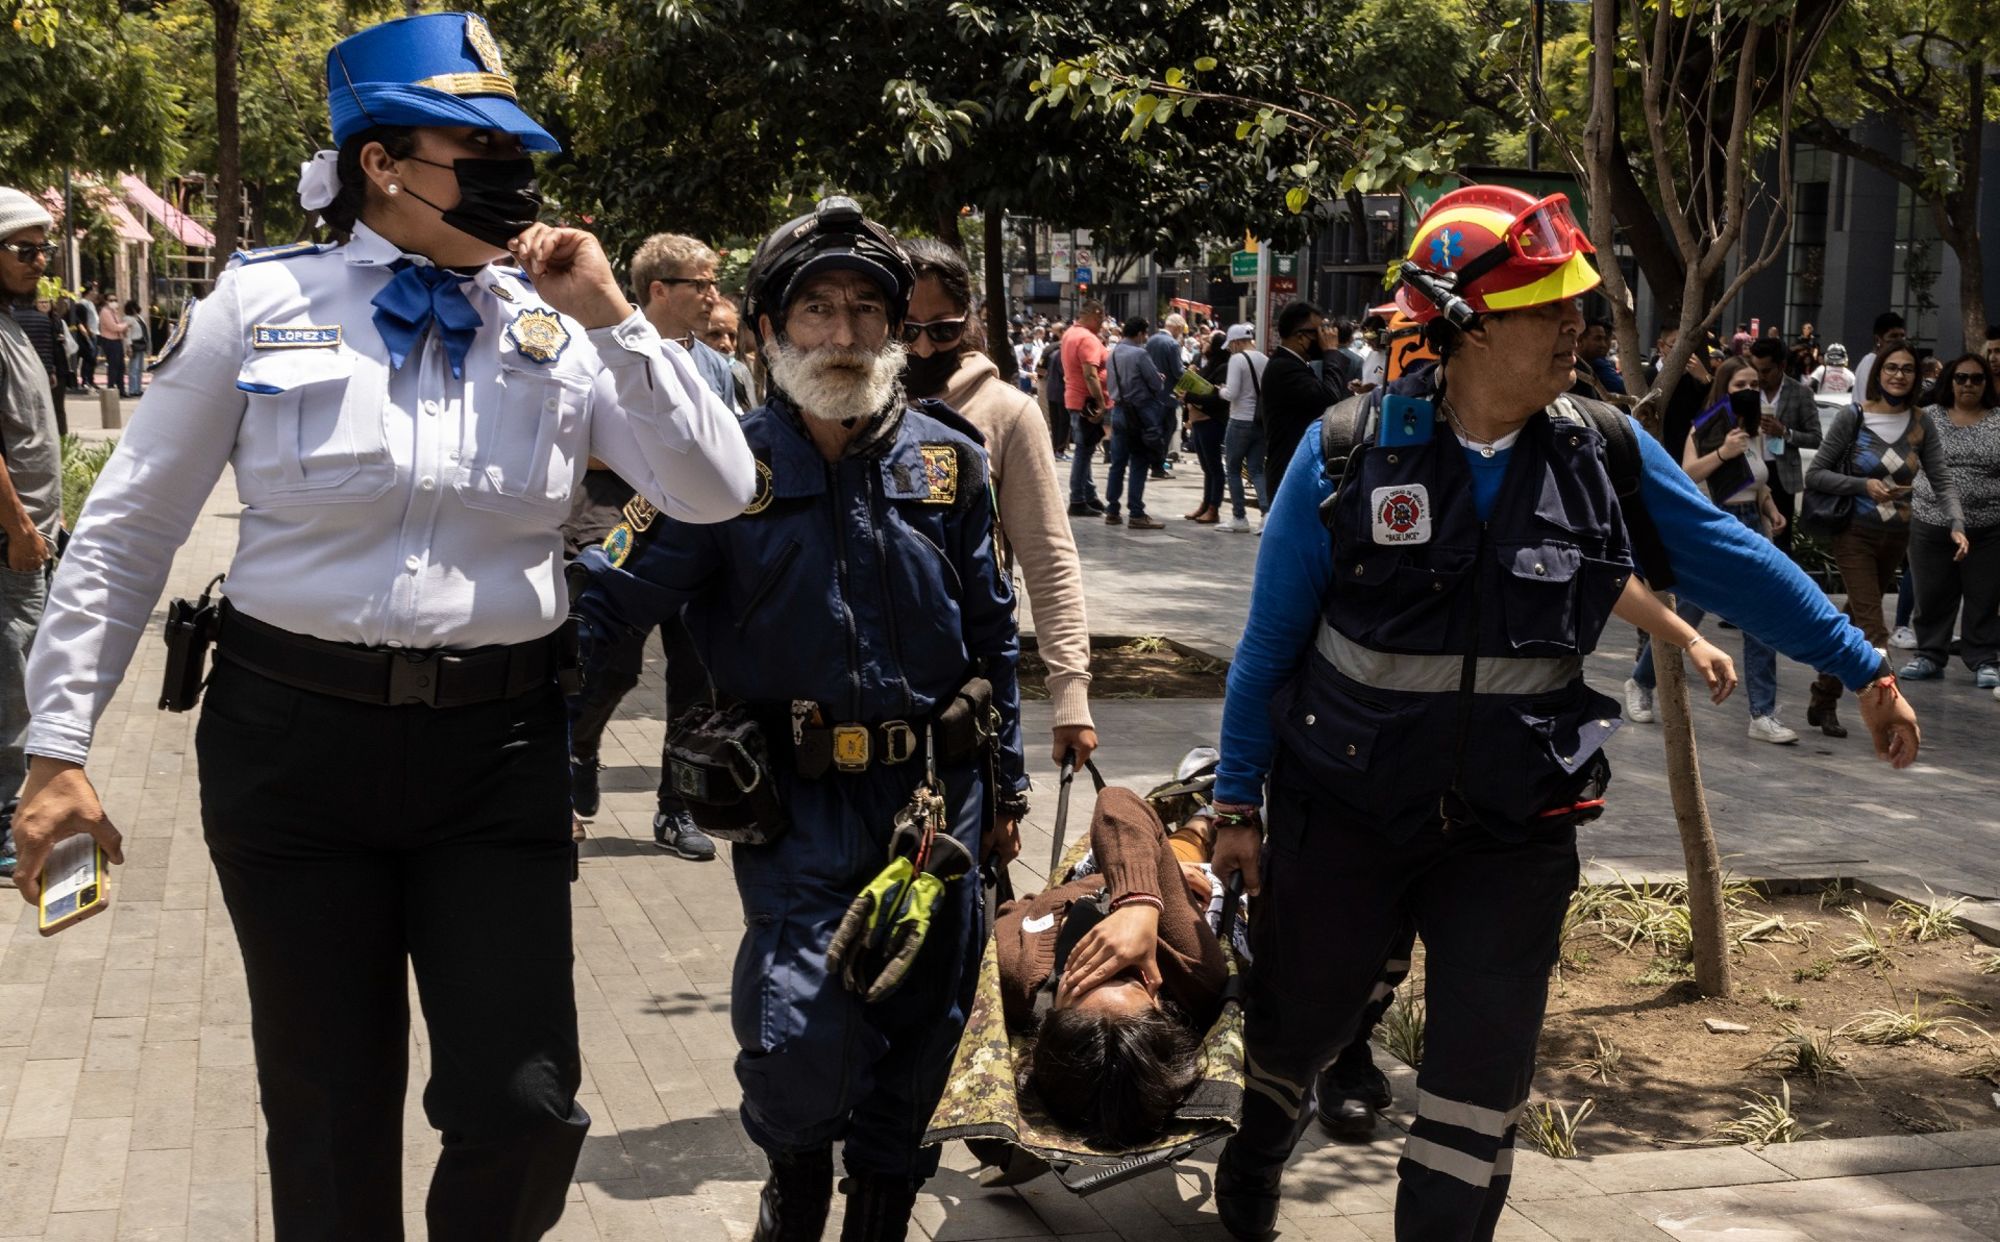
{"left": 826, "top": 834, "right": 974, "bottom": 1003}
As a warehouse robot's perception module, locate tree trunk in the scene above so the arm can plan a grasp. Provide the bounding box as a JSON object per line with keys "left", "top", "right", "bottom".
{"left": 1952, "top": 59, "right": 1986, "bottom": 355}
{"left": 1585, "top": 0, "right": 1732, "bottom": 997}
{"left": 983, "top": 207, "right": 1010, "bottom": 378}
{"left": 208, "top": 0, "right": 242, "bottom": 283}
{"left": 1654, "top": 631, "right": 1731, "bottom": 995}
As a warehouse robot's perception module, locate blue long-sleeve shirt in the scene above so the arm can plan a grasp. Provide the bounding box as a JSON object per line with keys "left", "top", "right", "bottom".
{"left": 1212, "top": 416, "right": 1882, "bottom": 805}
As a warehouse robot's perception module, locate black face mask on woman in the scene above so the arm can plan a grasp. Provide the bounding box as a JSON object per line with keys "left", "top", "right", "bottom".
{"left": 401, "top": 156, "right": 543, "bottom": 250}
{"left": 902, "top": 348, "right": 962, "bottom": 398}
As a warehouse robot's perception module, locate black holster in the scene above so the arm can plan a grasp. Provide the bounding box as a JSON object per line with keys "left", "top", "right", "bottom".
{"left": 159, "top": 575, "right": 224, "bottom": 712}
{"left": 932, "top": 677, "right": 996, "bottom": 765}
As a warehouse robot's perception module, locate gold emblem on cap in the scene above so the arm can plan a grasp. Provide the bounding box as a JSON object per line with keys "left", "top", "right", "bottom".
{"left": 464, "top": 14, "right": 506, "bottom": 75}
{"left": 509, "top": 309, "right": 568, "bottom": 364}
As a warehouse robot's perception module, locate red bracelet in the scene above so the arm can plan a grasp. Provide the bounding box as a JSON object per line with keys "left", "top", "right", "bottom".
{"left": 1111, "top": 893, "right": 1164, "bottom": 915}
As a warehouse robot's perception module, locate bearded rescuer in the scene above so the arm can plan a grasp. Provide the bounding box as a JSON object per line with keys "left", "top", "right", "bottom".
{"left": 567, "top": 197, "right": 1025, "bottom": 1242}
{"left": 9, "top": 14, "right": 754, "bottom": 1239}
{"left": 1204, "top": 186, "right": 1922, "bottom": 1241}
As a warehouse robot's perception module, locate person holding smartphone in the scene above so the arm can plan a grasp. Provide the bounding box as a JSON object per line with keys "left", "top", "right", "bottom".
{"left": 9, "top": 15, "right": 754, "bottom": 1239}
{"left": 1804, "top": 341, "right": 1965, "bottom": 734}
{"left": 1624, "top": 357, "right": 1798, "bottom": 743}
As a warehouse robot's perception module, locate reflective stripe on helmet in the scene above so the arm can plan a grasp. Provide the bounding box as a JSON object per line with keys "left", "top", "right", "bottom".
{"left": 1475, "top": 251, "right": 1602, "bottom": 312}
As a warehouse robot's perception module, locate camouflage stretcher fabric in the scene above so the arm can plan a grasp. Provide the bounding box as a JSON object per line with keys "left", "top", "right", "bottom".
{"left": 923, "top": 839, "right": 1246, "bottom": 1165}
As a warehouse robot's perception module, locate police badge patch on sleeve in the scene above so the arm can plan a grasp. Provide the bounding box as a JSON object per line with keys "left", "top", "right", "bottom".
{"left": 918, "top": 445, "right": 958, "bottom": 505}
{"left": 1370, "top": 484, "right": 1432, "bottom": 545}
{"left": 147, "top": 298, "right": 198, "bottom": 370}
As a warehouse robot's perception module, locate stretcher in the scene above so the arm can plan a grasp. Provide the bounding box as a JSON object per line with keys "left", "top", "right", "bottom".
{"left": 924, "top": 757, "right": 1246, "bottom": 1195}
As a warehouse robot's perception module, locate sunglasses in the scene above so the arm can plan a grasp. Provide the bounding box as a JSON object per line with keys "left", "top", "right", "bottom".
{"left": 900, "top": 317, "right": 967, "bottom": 345}
{"left": 1952, "top": 372, "right": 1987, "bottom": 384}
{"left": 1, "top": 242, "right": 56, "bottom": 262}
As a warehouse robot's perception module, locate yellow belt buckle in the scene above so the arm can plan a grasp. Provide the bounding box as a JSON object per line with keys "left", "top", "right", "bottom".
{"left": 832, "top": 724, "right": 871, "bottom": 772}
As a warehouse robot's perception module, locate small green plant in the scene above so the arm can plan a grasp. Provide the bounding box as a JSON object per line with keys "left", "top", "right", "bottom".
{"left": 1763, "top": 988, "right": 1802, "bottom": 1012}
{"left": 1891, "top": 895, "right": 1968, "bottom": 943}
{"left": 1838, "top": 994, "right": 1985, "bottom": 1048}
{"left": 1733, "top": 914, "right": 1820, "bottom": 952}
{"left": 1817, "top": 881, "right": 1857, "bottom": 911}
{"left": 1380, "top": 990, "right": 1424, "bottom": 1068}
{"left": 1712, "top": 1081, "right": 1826, "bottom": 1145}
{"left": 1956, "top": 1044, "right": 2000, "bottom": 1083}
{"left": 1832, "top": 907, "right": 1897, "bottom": 970}
{"left": 1629, "top": 957, "right": 1694, "bottom": 987}
{"left": 60, "top": 434, "right": 120, "bottom": 527}
{"left": 1121, "top": 635, "right": 1170, "bottom": 654}
{"left": 1746, "top": 1024, "right": 1848, "bottom": 1083}
{"left": 1566, "top": 1031, "right": 1623, "bottom": 1083}
{"left": 1792, "top": 958, "right": 1836, "bottom": 983}
{"left": 1520, "top": 1098, "right": 1594, "bottom": 1158}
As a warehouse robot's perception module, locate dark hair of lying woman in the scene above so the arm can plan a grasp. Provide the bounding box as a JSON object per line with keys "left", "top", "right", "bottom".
{"left": 1026, "top": 985, "right": 1202, "bottom": 1147}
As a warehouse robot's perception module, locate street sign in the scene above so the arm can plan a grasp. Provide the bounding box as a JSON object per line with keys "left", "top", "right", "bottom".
{"left": 1273, "top": 254, "right": 1298, "bottom": 278}
{"left": 1074, "top": 267, "right": 1093, "bottom": 285}
{"left": 1050, "top": 231, "right": 1073, "bottom": 283}
{"left": 1271, "top": 277, "right": 1298, "bottom": 297}
{"left": 1230, "top": 250, "right": 1258, "bottom": 279}
{"left": 1075, "top": 247, "right": 1094, "bottom": 271}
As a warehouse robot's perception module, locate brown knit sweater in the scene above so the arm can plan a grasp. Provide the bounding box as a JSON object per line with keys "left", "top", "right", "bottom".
{"left": 938, "top": 352, "right": 1093, "bottom": 730}
{"left": 994, "top": 787, "right": 1228, "bottom": 1031}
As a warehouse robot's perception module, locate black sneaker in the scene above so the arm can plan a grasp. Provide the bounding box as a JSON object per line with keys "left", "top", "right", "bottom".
{"left": 570, "top": 756, "right": 602, "bottom": 819}
{"left": 1067, "top": 501, "right": 1094, "bottom": 516}
{"left": 654, "top": 810, "right": 717, "bottom": 861}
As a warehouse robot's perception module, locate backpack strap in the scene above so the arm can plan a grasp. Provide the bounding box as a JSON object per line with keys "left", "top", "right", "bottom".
{"left": 1316, "top": 393, "right": 1378, "bottom": 532}
{"left": 1556, "top": 394, "right": 1676, "bottom": 590}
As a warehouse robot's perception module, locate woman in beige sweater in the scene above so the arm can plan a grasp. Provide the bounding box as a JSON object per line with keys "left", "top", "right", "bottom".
{"left": 901, "top": 239, "right": 1096, "bottom": 772}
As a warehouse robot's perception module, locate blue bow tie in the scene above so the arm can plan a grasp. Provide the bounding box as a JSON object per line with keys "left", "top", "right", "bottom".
{"left": 371, "top": 261, "right": 483, "bottom": 379}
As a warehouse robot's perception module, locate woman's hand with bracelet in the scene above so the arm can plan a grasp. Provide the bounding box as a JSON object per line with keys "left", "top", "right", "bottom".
{"left": 1210, "top": 800, "right": 1264, "bottom": 897}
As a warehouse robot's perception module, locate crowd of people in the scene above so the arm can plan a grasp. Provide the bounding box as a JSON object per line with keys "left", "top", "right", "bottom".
{"left": 0, "top": 14, "right": 1969, "bottom": 1242}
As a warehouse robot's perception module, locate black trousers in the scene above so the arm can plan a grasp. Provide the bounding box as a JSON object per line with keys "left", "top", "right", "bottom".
{"left": 1230, "top": 754, "right": 1579, "bottom": 1242}
{"left": 197, "top": 656, "right": 589, "bottom": 1241}
{"left": 566, "top": 614, "right": 711, "bottom": 812}
{"left": 1910, "top": 519, "right": 2000, "bottom": 671}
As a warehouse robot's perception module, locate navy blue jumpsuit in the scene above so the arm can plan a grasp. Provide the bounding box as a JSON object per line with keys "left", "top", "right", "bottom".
{"left": 571, "top": 395, "right": 1025, "bottom": 1180}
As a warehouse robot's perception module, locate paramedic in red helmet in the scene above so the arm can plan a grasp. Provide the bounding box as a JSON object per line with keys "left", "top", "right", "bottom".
{"left": 1202, "top": 185, "right": 1921, "bottom": 1241}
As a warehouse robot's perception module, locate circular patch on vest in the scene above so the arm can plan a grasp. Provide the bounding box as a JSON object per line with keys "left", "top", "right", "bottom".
{"left": 743, "top": 460, "right": 775, "bottom": 515}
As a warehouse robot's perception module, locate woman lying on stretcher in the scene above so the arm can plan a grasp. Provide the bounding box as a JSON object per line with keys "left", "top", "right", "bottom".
{"left": 994, "top": 787, "right": 1237, "bottom": 1145}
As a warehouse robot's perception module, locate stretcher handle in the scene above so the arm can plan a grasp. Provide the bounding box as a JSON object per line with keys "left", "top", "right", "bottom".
{"left": 1052, "top": 1133, "right": 1218, "bottom": 1195}
{"left": 1047, "top": 748, "right": 1105, "bottom": 877}
{"left": 1216, "top": 873, "right": 1245, "bottom": 947}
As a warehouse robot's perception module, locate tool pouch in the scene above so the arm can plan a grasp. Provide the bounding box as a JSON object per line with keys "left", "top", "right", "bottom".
{"left": 664, "top": 701, "right": 788, "bottom": 845}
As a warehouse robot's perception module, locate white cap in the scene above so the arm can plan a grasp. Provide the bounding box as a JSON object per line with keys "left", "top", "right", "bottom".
{"left": 1225, "top": 322, "right": 1255, "bottom": 343}
{"left": 0, "top": 187, "right": 55, "bottom": 242}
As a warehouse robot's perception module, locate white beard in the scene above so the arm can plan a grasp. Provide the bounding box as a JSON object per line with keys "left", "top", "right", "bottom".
{"left": 767, "top": 338, "right": 908, "bottom": 423}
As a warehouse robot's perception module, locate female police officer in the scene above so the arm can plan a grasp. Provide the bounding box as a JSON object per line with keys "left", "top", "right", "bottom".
{"left": 9, "top": 14, "right": 753, "bottom": 1240}
{"left": 1205, "top": 186, "right": 1921, "bottom": 1241}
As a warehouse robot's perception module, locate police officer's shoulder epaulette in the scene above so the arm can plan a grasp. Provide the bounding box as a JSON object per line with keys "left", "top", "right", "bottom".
{"left": 227, "top": 240, "right": 333, "bottom": 269}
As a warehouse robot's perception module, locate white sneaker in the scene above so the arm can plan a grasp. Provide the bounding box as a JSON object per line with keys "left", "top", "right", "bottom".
{"left": 1623, "top": 678, "right": 1655, "bottom": 724}
{"left": 1748, "top": 715, "right": 1800, "bottom": 744}
{"left": 1215, "top": 516, "right": 1248, "bottom": 532}
{"left": 1889, "top": 625, "right": 1918, "bottom": 649}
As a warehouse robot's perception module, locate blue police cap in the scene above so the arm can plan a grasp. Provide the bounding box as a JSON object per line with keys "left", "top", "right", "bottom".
{"left": 326, "top": 13, "right": 559, "bottom": 153}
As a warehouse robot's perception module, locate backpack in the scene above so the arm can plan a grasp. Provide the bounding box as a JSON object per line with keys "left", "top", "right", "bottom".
{"left": 1317, "top": 390, "right": 1677, "bottom": 589}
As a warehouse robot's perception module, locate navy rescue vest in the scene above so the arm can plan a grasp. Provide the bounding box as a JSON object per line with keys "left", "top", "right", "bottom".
{"left": 1273, "top": 393, "right": 1636, "bottom": 839}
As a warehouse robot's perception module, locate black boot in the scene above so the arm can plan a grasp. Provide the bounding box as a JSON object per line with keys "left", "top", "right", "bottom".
{"left": 1315, "top": 1041, "right": 1393, "bottom": 1141}
{"left": 1807, "top": 674, "right": 1848, "bottom": 738}
{"left": 1214, "top": 1080, "right": 1305, "bottom": 1241}
{"left": 837, "top": 1172, "right": 920, "bottom": 1242}
{"left": 752, "top": 1147, "right": 834, "bottom": 1242}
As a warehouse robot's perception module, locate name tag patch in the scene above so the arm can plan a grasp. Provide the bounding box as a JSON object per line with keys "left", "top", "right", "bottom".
{"left": 252, "top": 324, "right": 342, "bottom": 350}
{"left": 1370, "top": 483, "right": 1432, "bottom": 545}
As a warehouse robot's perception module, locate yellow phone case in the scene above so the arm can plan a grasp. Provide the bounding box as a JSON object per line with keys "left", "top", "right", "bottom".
{"left": 37, "top": 839, "right": 110, "bottom": 937}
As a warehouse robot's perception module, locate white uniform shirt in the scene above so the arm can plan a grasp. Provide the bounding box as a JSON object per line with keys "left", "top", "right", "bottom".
{"left": 27, "top": 223, "right": 755, "bottom": 764}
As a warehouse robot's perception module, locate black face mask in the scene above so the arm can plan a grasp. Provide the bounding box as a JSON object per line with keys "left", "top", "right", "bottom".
{"left": 403, "top": 156, "right": 543, "bottom": 250}
{"left": 902, "top": 348, "right": 961, "bottom": 398}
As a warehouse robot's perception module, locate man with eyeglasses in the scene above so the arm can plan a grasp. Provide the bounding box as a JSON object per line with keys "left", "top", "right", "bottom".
{"left": 562, "top": 232, "right": 744, "bottom": 862}
{"left": 0, "top": 189, "right": 64, "bottom": 879}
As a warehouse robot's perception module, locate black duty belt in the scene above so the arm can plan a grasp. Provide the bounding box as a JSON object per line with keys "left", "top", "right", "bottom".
{"left": 215, "top": 602, "right": 573, "bottom": 708}
{"left": 799, "top": 718, "right": 923, "bottom": 773}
